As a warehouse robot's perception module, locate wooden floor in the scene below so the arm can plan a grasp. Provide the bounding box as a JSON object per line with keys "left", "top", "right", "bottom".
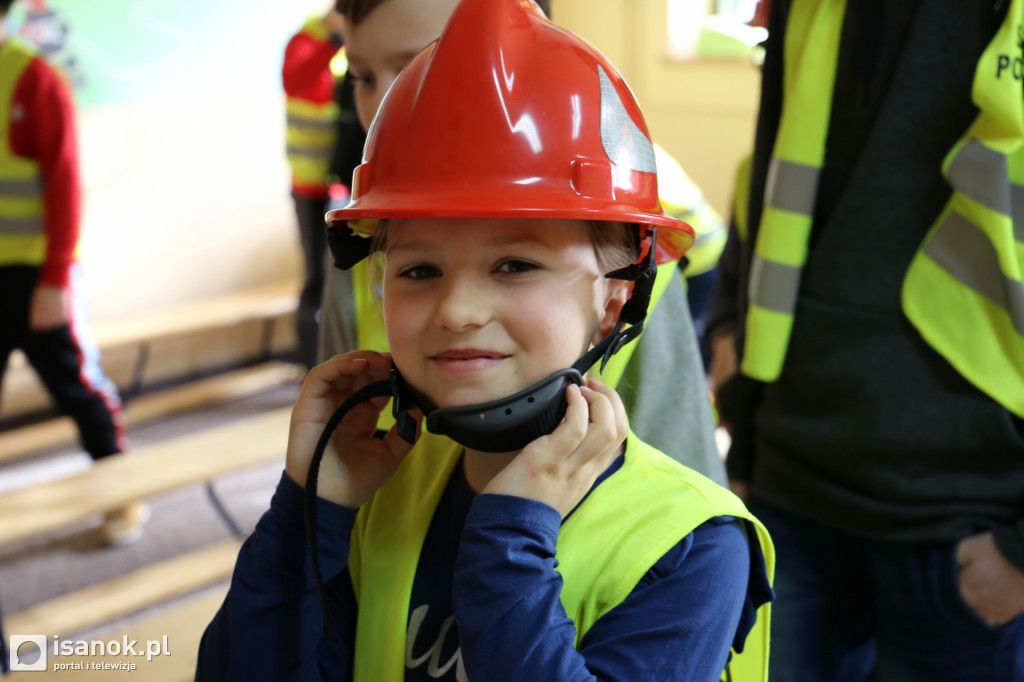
{"left": 0, "top": 283, "right": 303, "bottom": 677}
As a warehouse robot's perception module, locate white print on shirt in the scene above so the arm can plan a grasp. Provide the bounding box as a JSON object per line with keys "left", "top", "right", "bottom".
{"left": 406, "top": 604, "right": 468, "bottom": 681}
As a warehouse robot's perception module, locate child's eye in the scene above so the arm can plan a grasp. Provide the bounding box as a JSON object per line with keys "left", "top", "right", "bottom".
{"left": 495, "top": 259, "right": 538, "bottom": 274}
{"left": 349, "top": 71, "right": 375, "bottom": 87}
{"left": 398, "top": 264, "right": 440, "bottom": 279}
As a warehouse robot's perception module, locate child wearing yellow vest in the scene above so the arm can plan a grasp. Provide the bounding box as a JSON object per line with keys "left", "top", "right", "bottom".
{"left": 198, "top": 1, "right": 773, "bottom": 679}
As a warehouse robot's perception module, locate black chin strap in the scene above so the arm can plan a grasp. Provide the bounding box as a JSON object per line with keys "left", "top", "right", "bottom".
{"left": 305, "top": 227, "right": 659, "bottom": 636}
{"left": 303, "top": 380, "right": 392, "bottom": 639}
{"left": 326, "top": 226, "right": 372, "bottom": 270}
{"left": 576, "top": 225, "right": 659, "bottom": 374}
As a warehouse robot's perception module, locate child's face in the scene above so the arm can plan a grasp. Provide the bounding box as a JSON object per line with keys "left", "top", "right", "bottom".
{"left": 343, "top": 0, "right": 460, "bottom": 131}
{"left": 381, "top": 218, "right": 621, "bottom": 410}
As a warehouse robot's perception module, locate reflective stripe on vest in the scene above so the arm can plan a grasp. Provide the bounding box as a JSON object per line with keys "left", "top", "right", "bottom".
{"left": 0, "top": 38, "right": 46, "bottom": 265}
{"left": 902, "top": 0, "right": 1024, "bottom": 417}
{"left": 741, "top": 0, "right": 847, "bottom": 381}
{"left": 348, "top": 429, "right": 774, "bottom": 681}
{"left": 286, "top": 97, "right": 339, "bottom": 186}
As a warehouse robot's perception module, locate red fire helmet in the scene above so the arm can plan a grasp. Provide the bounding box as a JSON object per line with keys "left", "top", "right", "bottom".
{"left": 326, "top": 0, "right": 694, "bottom": 264}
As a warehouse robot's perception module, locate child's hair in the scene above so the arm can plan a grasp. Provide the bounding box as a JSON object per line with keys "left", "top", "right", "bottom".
{"left": 335, "top": 0, "right": 390, "bottom": 25}
{"left": 0, "top": 0, "right": 15, "bottom": 16}
{"left": 367, "top": 219, "right": 638, "bottom": 284}
{"left": 336, "top": 0, "right": 552, "bottom": 26}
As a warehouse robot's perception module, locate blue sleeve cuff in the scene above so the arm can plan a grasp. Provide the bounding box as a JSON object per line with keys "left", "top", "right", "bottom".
{"left": 273, "top": 470, "right": 359, "bottom": 534}
{"left": 467, "top": 493, "right": 562, "bottom": 544}
{"left": 266, "top": 471, "right": 358, "bottom": 586}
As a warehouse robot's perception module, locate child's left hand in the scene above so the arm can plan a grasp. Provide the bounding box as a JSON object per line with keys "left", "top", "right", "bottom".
{"left": 483, "top": 377, "right": 627, "bottom": 518}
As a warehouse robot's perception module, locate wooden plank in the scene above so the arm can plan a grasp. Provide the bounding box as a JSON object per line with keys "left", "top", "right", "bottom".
{"left": 0, "top": 361, "right": 300, "bottom": 464}
{"left": 5, "top": 590, "right": 226, "bottom": 681}
{"left": 94, "top": 280, "right": 297, "bottom": 351}
{"left": 0, "top": 406, "right": 291, "bottom": 547}
{"left": 5, "top": 539, "right": 241, "bottom": 638}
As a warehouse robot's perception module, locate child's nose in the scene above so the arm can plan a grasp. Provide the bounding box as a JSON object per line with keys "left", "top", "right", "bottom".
{"left": 433, "top": 275, "right": 492, "bottom": 331}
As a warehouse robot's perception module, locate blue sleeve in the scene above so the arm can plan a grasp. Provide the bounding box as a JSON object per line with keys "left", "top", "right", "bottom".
{"left": 452, "top": 495, "right": 754, "bottom": 682}
{"left": 196, "top": 472, "right": 359, "bottom": 681}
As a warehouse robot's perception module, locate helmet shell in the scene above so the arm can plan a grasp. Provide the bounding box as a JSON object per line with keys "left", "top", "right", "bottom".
{"left": 327, "top": 0, "right": 694, "bottom": 263}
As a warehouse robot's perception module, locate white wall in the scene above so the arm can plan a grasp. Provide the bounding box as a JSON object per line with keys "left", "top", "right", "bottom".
{"left": 76, "top": 95, "right": 300, "bottom": 320}
{"left": 35, "top": 0, "right": 333, "bottom": 322}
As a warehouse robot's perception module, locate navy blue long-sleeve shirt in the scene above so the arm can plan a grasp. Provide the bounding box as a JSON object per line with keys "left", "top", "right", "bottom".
{"left": 197, "top": 463, "right": 770, "bottom": 681}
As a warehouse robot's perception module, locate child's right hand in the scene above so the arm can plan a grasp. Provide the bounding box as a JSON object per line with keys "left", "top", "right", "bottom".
{"left": 285, "top": 351, "right": 422, "bottom": 508}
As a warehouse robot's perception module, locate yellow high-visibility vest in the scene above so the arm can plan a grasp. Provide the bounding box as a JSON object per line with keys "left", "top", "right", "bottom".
{"left": 902, "top": 2, "right": 1024, "bottom": 417}
{"left": 741, "top": 0, "right": 846, "bottom": 381}
{"left": 348, "top": 429, "right": 774, "bottom": 681}
{"left": 285, "top": 18, "right": 343, "bottom": 189}
{"left": 0, "top": 38, "right": 46, "bottom": 266}
{"left": 741, "top": 0, "right": 1024, "bottom": 418}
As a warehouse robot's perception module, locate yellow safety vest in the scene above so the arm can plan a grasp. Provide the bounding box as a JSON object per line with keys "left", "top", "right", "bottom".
{"left": 741, "top": 0, "right": 846, "bottom": 381}
{"left": 0, "top": 38, "right": 46, "bottom": 266}
{"left": 347, "top": 429, "right": 774, "bottom": 681}
{"left": 285, "top": 18, "right": 343, "bottom": 190}
{"left": 741, "top": 0, "right": 1024, "bottom": 418}
{"left": 902, "top": 2, "right": 1024, "bottom": 417}
{"left": 654, "top": 143, "right": 728, "bottom": 278}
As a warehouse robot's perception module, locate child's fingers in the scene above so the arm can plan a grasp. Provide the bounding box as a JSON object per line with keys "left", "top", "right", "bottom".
{"left": 555, "top": 383, "right": 591, "bottom": 449}
{"left": 317, "top": 351, "right": 392, "bottom": 388}
{"left": 585, "top": 377, "right": 628, "bottom": 441}
{"left": 567, "top": 384, "right": 619, "bottom": 466}
{"left": 293, "top": 352, "right": 393, "bottom": 429}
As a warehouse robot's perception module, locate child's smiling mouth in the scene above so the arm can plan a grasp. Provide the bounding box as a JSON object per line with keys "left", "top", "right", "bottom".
{"left": 429, "top": 348, "right": 512, "bottom": 373}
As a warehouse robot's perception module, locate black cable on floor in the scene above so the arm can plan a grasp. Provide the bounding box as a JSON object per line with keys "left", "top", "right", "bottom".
{"left": 205, "top": 482, "right": 246, "bottom": 539}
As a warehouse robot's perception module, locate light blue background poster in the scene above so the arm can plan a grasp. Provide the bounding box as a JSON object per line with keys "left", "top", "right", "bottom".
{"left": 6, "top": 0, "right": 324, "bottom": 107}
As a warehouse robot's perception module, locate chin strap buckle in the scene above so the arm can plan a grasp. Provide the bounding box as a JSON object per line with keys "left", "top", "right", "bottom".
{"left": 390, "top": 369, "right": 423, "bottom": 444}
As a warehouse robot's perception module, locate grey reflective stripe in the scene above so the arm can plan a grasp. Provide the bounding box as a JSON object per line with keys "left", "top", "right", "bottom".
{"left": 0, "top": 215, "right": 44, "bottom": 233}
{"left": 764, "top": 157, "right": 819, "bottom": 215}
{"left": 947, "top": 138, "right": 1011, "bottom": 216}
{"left": 286, "top": 146, "right": 330, "bottom": 159}
{"left": 748, "top": 254, "right": 801, "bottom": 315}
{"left": 691, "top": 222, "right": 726, "bottom": 246}
{"left": 1012, "top": 183, "right": 1024, "bottom": 243}
{"left": 924, "top": 211, "right": 1024, "bottom": 337}
{"left": 598, "top": 66, "right": 656, "bottom": 174}
{"left": 0, "top": 178, "right": 42, "bottom": 198}
{"left": 286, "top": 115, "right": 336, "bottom": 132}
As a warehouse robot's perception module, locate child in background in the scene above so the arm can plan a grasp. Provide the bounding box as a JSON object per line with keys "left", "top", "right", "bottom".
{"left": 0, "top": 0, "right": 142, "bottom": 545}
{"left": 282, "top": 3, "right": 346, "bottom": 370}
{"left": 197, "top": 1, "right": 773, "bottom": 679}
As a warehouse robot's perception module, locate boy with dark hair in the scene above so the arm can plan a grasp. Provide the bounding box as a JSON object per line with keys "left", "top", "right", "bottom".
{"left": 282, "top": 3, "right": 347, "bottom": 370}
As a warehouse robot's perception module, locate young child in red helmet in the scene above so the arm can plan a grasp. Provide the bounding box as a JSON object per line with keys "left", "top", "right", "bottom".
{"left": 197, "top": 1, "right": 773, "bottom": 680}
{"left": 320, "top": 0, "right": 729, "bottom": 487}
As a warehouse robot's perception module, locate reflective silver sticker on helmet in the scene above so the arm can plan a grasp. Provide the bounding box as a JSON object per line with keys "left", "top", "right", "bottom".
{"left": 599, "top": 66, "right": 656, "bottom": 173}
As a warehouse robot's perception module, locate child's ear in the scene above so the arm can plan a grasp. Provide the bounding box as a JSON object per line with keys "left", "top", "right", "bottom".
{"left": 593, "top": 280, "right": 630, "bottom": 345}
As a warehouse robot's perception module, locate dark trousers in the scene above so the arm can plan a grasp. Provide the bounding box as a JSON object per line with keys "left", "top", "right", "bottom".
{"left": 0, "top": 265, "right": 126, "bottom": 459}
{"left": 752, "top": 500, "right": 1024, "bottom": 682}
{"left": 292, "top": 194, "right": 329, "bottom": 370}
